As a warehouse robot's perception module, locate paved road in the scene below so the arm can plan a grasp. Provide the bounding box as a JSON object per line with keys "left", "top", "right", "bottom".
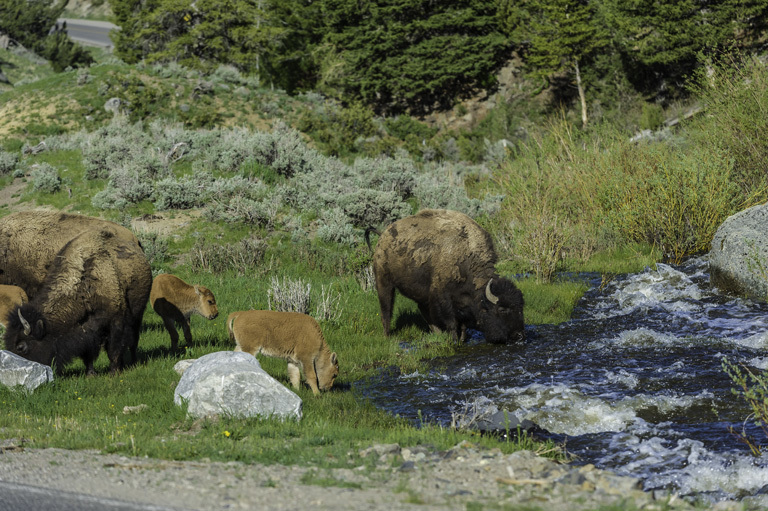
{"left": 0, "top": 481, "right": 187, "bottom": 511}
{"left": 56, "top": 18, "right": 119, "bottom": 49}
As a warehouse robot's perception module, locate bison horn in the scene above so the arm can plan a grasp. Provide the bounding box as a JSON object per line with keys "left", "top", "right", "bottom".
{"left": 485, "top": 279, "right": 499, "bottom": 305}
{"left": 18, "top": 309, "right": 31, "bottom": 336}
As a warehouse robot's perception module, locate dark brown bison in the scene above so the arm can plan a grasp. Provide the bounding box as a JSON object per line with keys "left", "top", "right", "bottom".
{"left": 366, "top": 209, "right": 524, "bottom": 344}
{"left": 0, "top": 210, "right": 140, "bottom": 299}
{"left": 4, "top": 229, "right": 152, "bottom": 375}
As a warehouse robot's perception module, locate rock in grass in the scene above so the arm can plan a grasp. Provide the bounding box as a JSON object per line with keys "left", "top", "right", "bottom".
{"left": 173, "top": 351, "right": 302, "bottom": 421}
{"left": 0, "top": 350, "right": 53, "bottom": 392}
{"left": 710, "top": 201, "right": 768, "bottom": 300}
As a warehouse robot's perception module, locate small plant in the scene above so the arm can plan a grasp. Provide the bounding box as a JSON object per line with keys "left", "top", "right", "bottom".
{"left": 314, "top": 284, "right": 343, "bottom": 323}
{"left": 267, "top": 276, "right": 311, "bottom": 314}
{"left": 722, "top": 358, "right": 768, "bottom": 456}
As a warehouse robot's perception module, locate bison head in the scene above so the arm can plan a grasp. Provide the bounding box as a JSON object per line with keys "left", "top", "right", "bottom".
{"left": 477, "top": 277, "right": 525, "bottom": 344}
{"left": 4, "top": 305, "right": 55, "bottom": 367}
{"left": 194, "top": 285, "right": 219, "bottom": 320}
{"left": 315, "top": 352, "right": 339, "bottom": 392}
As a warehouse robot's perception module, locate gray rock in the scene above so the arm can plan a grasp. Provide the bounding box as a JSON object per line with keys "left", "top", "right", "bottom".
{"left": 173, "top": 351, "right": 302, "bottom": 421}
{"left": 173, "top": 359, "right": 196, "bottom": 375}
{"left": 710, "top": 202, "right": 768, "bottom": 300}
{"left": 0, "top": 350, "right": 53, "bottom": 392}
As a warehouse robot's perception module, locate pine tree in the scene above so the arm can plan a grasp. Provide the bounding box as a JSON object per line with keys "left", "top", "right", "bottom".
{"left": 499, "top": 0, "right": 609, "bottom": 127}
{"left": 319, "top": 0, "right": 510, "bottom": 115}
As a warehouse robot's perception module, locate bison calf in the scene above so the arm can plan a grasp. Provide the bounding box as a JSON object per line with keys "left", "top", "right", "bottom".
{"left": 0, "top": 285, "right": 27, "bottom": 328}
{"left": 150, "top": 274, "right": 219, "bottom": 351}
{"left": 227, "top": 310, "right": 339, "bottom": 395}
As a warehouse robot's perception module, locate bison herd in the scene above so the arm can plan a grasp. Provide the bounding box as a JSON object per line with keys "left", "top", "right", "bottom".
{"left": 0, "top": 208, "right": 525, "bottom": 394}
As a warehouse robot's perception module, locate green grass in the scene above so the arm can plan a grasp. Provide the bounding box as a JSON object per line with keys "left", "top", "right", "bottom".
{"left": 0, "top": 265, "right": 568, "bottom": 466}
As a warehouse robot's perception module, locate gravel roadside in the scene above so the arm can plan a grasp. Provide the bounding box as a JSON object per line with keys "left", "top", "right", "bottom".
{"left": 0, "top": 441, "right": 762, "bottom": 511}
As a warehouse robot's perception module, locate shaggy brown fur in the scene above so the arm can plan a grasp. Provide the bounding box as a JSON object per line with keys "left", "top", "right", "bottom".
{"left": 4, "top": 229, "right": 152, "bottom": 374}
{"left": 367, "top": 209, "right": 525, "bottom": 344}
{"left": 0, "top": 284, "right": 27, "bottom": 328}
{"left": 227, "top": 310, "right": 339, "bottom": 395}
{"left": 150, "top": 274, "right": 218, "bottom": 350}
{"left": 0, "top": 210, "right": 139, "bottom": 299}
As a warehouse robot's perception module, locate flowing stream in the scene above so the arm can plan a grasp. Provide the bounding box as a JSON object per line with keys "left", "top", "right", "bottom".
{"left": 357, "top": 257, "right": 768, "bottom": 503}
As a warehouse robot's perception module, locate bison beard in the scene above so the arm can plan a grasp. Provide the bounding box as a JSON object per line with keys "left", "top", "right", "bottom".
{"left": 368, "top": 209, "right": 525, "bottom": 344}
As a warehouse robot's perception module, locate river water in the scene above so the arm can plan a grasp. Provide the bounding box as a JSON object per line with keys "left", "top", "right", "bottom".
{"left": 358, "top": 257, "right": 768, "bottom": 502}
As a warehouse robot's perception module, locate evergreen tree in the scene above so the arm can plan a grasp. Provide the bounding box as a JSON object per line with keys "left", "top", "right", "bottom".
{"left": 499, "top": 0, "right": 609, "bottom": 127}
{"left": 602, "top": 0, "right": 768, "bottom": 92}
{"left": 0, "top": 1, "right": 93, "bottom": 72}
{"left": 0, "top": 0, "right": 66, "bottom": 50}
{"left": 43, "top": 22, "right": 95, "bottom": 72}
{"left": 319, "top": 0, "right": 511, "bottom": 115}
{"left": 111, "top": 0, "right": 286, "bottom": 76}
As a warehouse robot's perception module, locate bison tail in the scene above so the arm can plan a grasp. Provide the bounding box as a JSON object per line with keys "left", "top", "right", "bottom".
{"left": 364, "top": 227, "right": 381, "bottom": 252}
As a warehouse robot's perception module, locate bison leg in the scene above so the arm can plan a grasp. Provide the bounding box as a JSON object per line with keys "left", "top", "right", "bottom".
{"left": 428, "top": 300, "right": 461, "bottom": 343}
{"left": 106, "top": 318, "right": 128, "bottom": 374}
{"left": 180, "top": 318, "right": 193, "bottom": 346}
{"left": 162, "top": 316, "right": 180, "bottom": 351}
{"left": 298, "top": 360, "right": 320, "bottom": 395}
{"left": 287, "top": 362, "right": 302, "bottom": 390}
{"left": 375, "top": 278, "right": 396, "bottom": 336}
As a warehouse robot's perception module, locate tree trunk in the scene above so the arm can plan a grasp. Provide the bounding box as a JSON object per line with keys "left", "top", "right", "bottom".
{"left": 574, "top": 59, "right": 587, "bottom": 128}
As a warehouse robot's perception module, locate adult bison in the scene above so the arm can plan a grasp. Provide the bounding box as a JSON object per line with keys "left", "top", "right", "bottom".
{"left": 4, "top": 229, "right": 152, "bottom": 375}
{"left": 0, "top": 209, "right": 140, "bottom": 299}
{"left": 367, "top": 209, "right": 525, "bottom": 344}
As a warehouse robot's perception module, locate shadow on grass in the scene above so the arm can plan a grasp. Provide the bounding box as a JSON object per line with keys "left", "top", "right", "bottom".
{"left": 392, "top": 310, "right": 430, "bottom": 336}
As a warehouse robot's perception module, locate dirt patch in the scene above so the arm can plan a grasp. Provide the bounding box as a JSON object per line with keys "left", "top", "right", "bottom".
{"left": 131, "top": 210, "right": 203, "bottom": 239}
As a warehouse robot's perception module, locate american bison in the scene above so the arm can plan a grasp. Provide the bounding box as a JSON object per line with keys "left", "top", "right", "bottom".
{"left": 4, "top": 229, "right": 152, "bottom": 375}
{"left": 150, "top": 273, "right": 219, "bottom": 351}
{"left": 227, "top": 310, "right": 339, "bottom": 395}
{"left": 0, "top": 284, "right": 27, "bottom": 328}
{"left": 366, "top": 209, "right": 525, "bottom": 344}
{"left": 0, "top": 210, "right": 139, "bottom": 299}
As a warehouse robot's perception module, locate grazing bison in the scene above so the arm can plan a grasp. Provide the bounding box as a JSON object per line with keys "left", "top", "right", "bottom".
{"left": 150, "top": 273, "right": 219, "bottom": 351}
{"left": 366, "top": 209, "right": 525, "bottom": 344}
{"left": 0, "top": 210, "right": 140, "bottom": 299}
{"left": 0, "top": 284, "right": 27, "bottom": 328}
{"left": 227, "top": 310, "right": 339, "bottom": 395}
{"left": 4, "top": 229, "right": 152, "bottom": 375}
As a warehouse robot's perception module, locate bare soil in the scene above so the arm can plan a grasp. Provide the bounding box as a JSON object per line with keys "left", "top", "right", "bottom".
{"left": 2, "top": 439, "right": 748, "bottom": 511}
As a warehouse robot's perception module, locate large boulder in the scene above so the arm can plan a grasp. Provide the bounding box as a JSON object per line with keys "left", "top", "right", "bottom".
{"left": 0, "top": 350, "right": 54, "bottom": 392}
{"left": 173, "top": 351, "right": 302, "bottom": 421}
{"left": 710, "top": 202, "right": 768, "bottom": 300}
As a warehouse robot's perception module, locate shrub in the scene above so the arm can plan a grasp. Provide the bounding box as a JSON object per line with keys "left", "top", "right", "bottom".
{"left": 338, "top": 189, "right": 410, "bottom": 228}
{"left": 314, "top": 284, "right": 343, "bottom": 323}
{"left": 135, "top": 231, "right": 170, "bottom": 272}
{"left": 316, "top": 208, "right": 357, "bottom": 245}
{"left": 267, "top": 276, "right": 311, "bottom": 314}
{"left": 154, "top": 175, "right": 207, "bottom": 210}
{"left": 30, "top": 163, "right": 62, "bottom": 193}
{"left": 189, "top": 237, "right": 266, "bottom": 275}
{"left": 0, "top": 152, "right": 19, "bottom": 175}
{"left": 600, "top": 145, "right": 743, "bottom": 263}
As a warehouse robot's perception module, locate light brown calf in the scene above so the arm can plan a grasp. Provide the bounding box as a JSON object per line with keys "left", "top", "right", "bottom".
{"left": 0, "top": 284, "right": 27, "bottom": 328}
{"left": 150, "top": 274, "right": 218, "bottom": 350}
{"left": 227, "top": 310, "right": 339, "bottom": 395}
